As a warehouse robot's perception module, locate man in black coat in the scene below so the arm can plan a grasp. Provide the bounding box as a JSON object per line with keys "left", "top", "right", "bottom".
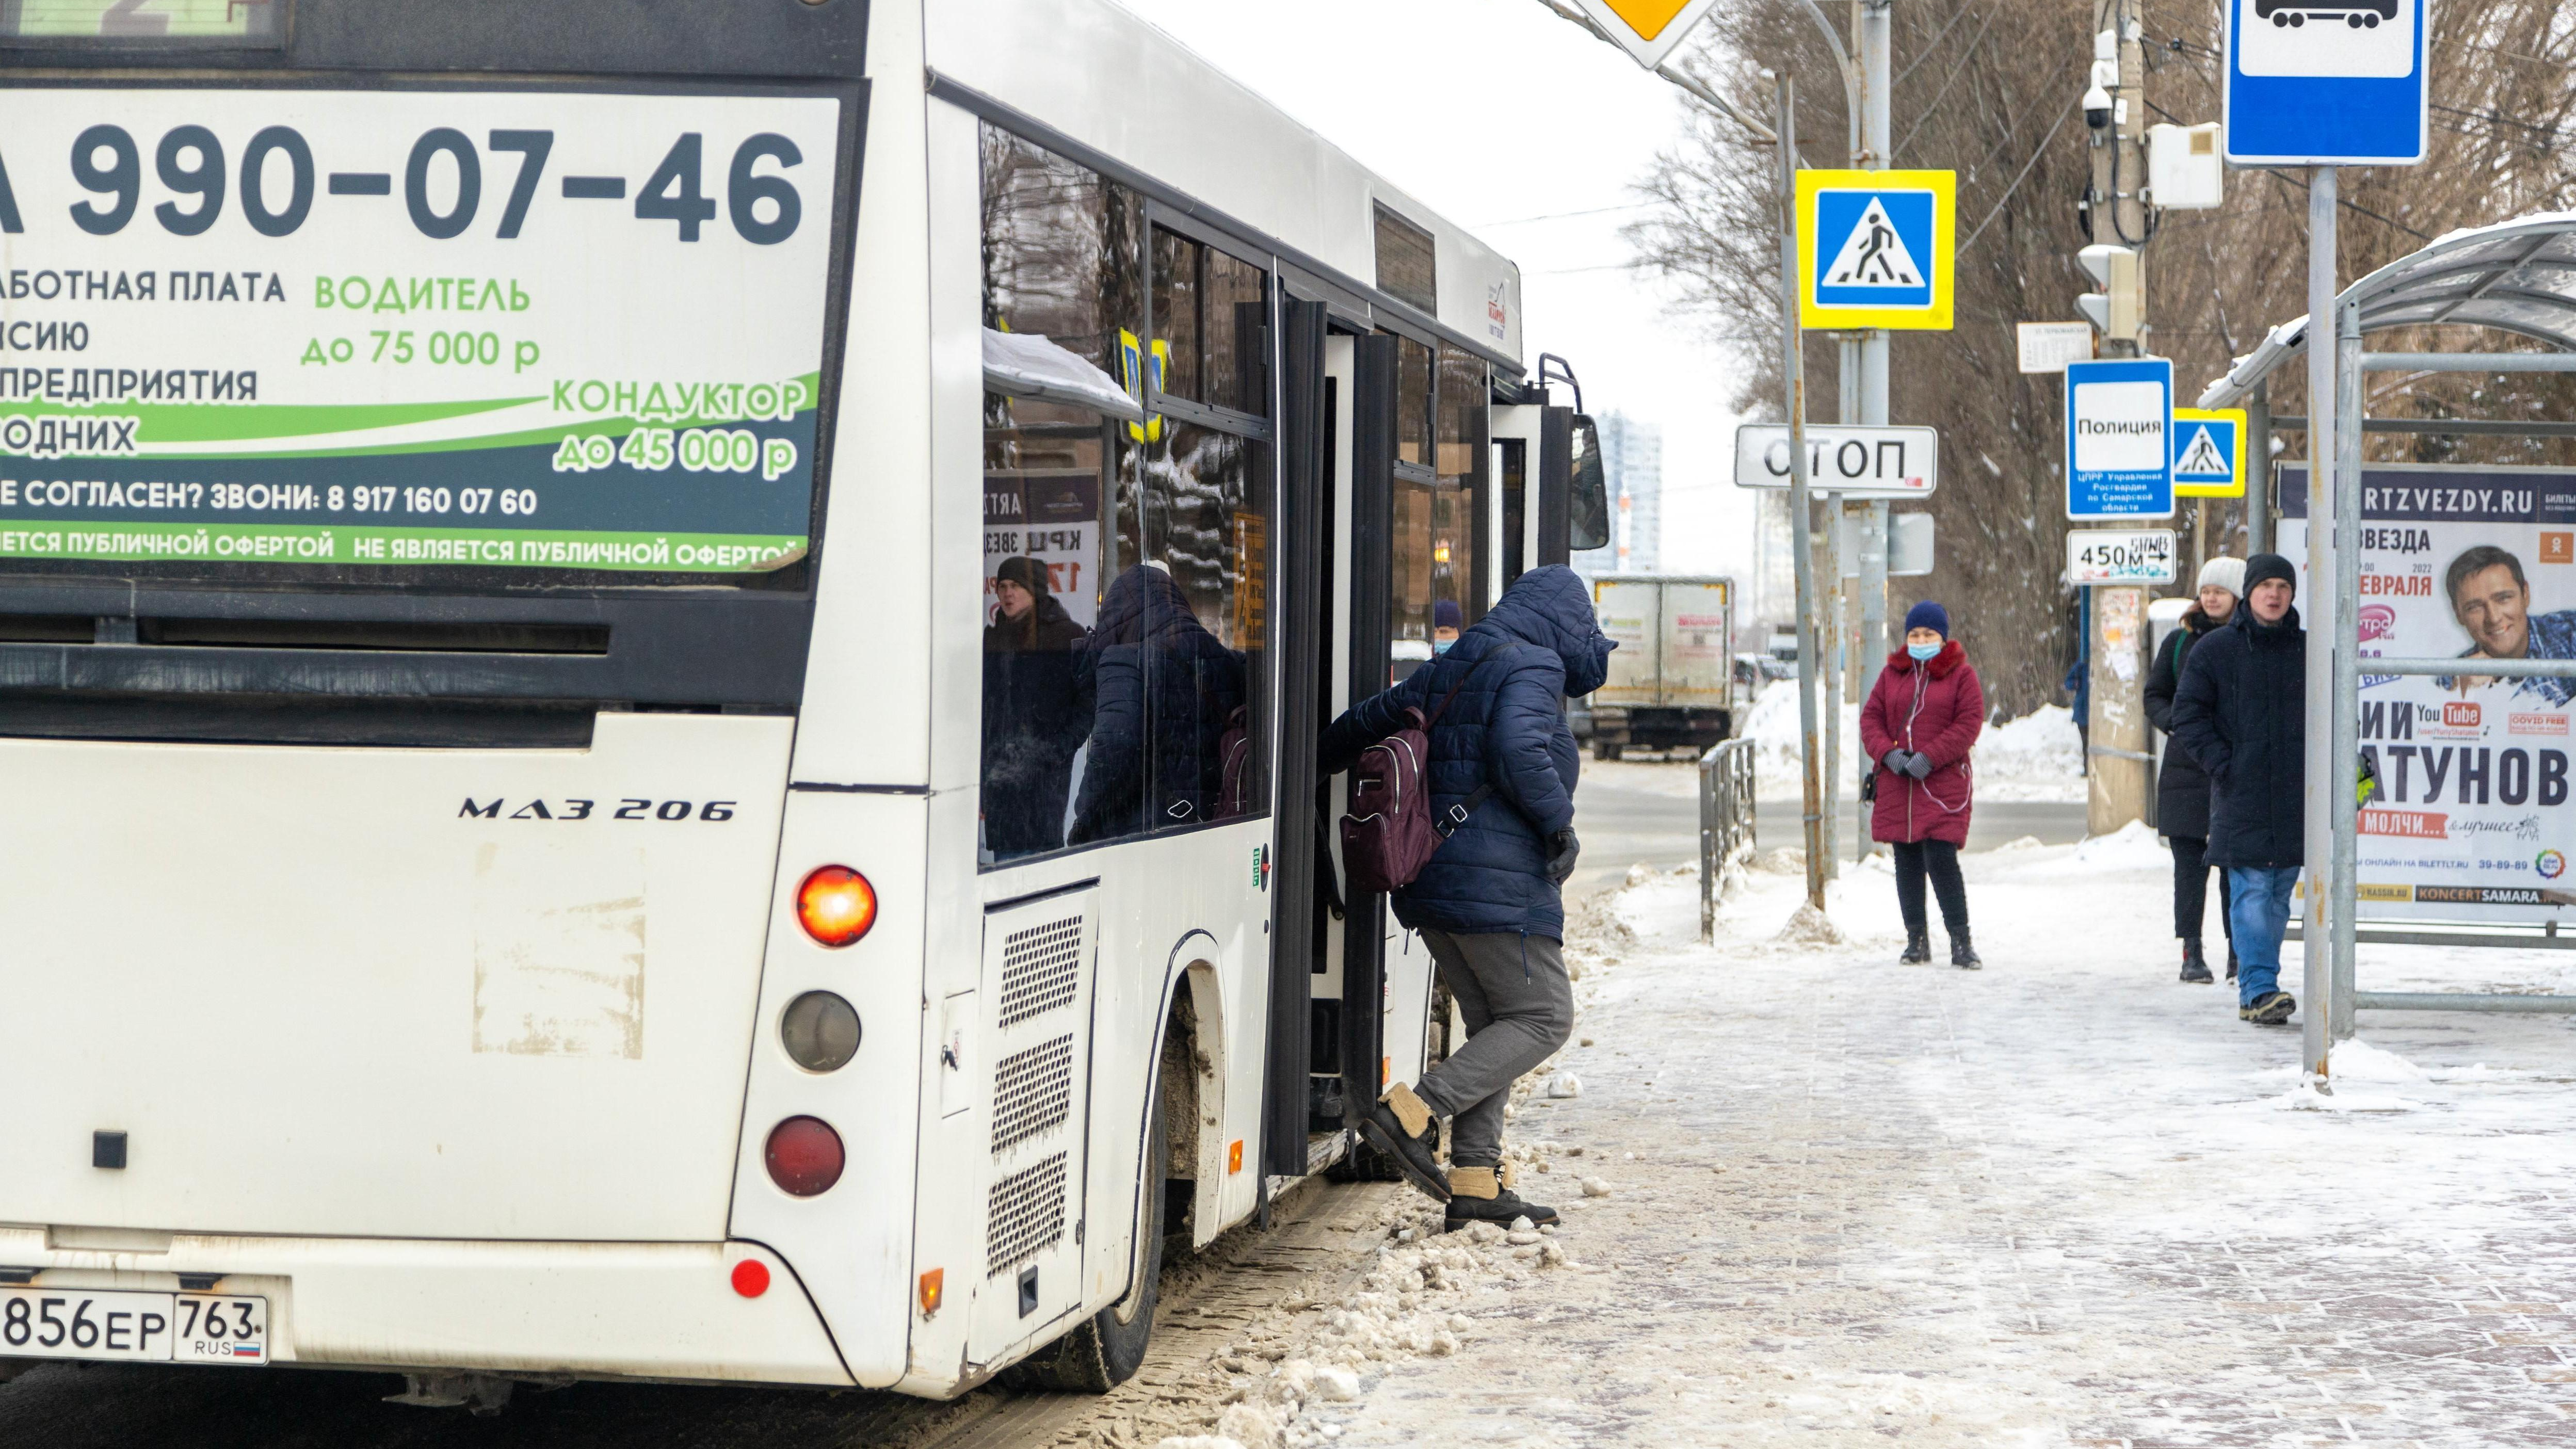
{"left": 2169, "top": 552, "right": 2305, "bottom": 1027}
{"left": 2145, "top": 556, "right": 2242, "bottom": 985}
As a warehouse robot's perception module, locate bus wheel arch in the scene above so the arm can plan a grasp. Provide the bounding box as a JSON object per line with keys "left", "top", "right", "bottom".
{"left": 1166, "top": 956, "right": 1226, "bottom": 1251}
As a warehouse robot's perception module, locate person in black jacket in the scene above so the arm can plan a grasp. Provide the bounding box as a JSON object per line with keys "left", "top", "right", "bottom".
{"left": 1321, "top": 566, "right": 1613, "bottom": 1232}
{"left": 1069, "top": 563, "right": 1246, "bottom": 845}
{"left": 2169, "top": 552, "right": 2305, "bottom": 1027}
{"left": 2145, "top": 557, "right": 2243, "bottom": 985}
{"left": 982, "top": 556, "right": 1090, "bottom": 859}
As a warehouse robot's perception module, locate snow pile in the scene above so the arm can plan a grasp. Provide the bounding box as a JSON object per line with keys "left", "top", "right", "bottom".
{"left": 2008, "top": 819, "right": 2167, "bottom": 877}
{"left": 2326, "top": 1038, "right": 2429, "bottom": 1084}
{"left": 1741, "top": 680, "right": 1859, "bottom": 798}
{"left": 1156, "top": 1204, "right": 1581, "bottom": 1449}
{"left": 1972, "top": 703, "right": 2085, "bottom": 802}
{"left": 1775, "top": 901, "right": 1849, "bottom": 947}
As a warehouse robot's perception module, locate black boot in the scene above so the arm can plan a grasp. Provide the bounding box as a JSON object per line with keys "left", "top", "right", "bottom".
{"left": 1358, "top": 1083, "right": 1451, "bottom": 1202}
{"left": 2180, "top": 940, "right": 2214, "bottom": 984}
{"left": 1949, "top": 931, "right": 1982, "bottom": 970}
{"left": 1899, "top": 929, "right": 1931, "bottom": 964}
{"left": 2227, "top": 945, "right": 2239, "bottom": 981}
{"left": 1442, "top": 1167, "right": 1558, "bottom": 1232}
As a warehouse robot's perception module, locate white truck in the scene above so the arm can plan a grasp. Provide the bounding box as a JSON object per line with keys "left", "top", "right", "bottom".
{"left": 1582, "top": 575, "right": 1739, "bottom": 760}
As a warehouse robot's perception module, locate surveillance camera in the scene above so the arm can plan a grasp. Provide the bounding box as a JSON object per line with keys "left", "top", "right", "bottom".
{"left": 2083, "top": 85, "right": 2114, "bottom": 131}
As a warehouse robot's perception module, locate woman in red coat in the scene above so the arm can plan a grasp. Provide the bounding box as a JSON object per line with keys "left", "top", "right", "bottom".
{"left": 1860, "top": 601, "right": 1986, "bottom": 968}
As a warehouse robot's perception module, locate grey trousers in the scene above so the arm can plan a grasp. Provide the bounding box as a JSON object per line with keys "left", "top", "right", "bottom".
{"left": 1410, "top": 927, "right": 1575, "bottom": 1169}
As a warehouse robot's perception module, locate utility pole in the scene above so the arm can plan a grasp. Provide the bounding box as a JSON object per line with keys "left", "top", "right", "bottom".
{"left": 2083, "top": 0, "right": 2152, "bottom": 836}
{"left": 1852, "top": 0, "right": 1892, "bottom": 861}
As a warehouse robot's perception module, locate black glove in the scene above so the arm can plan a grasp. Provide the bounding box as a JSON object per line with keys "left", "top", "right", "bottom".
{"left": 1904, "top": 751, "right": 1934, "bottom": 779}
{"left": 1881, "top": 749, "right": 1912, "bottom": 775}
{"left": 1545, "top": 829, "right": 1581, "bottom": 886}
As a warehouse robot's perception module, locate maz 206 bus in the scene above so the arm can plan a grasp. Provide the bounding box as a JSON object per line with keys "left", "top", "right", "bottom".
{"left": 0, "top": 0, "right": 1608, "bottom": 1407}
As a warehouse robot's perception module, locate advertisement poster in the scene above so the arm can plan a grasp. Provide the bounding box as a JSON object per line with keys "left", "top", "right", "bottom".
{"left": 2281, "top": 464, "right": 2576, "bottom": 922}
{"left": 0, "top": 87, "right": 844, "bottom": 573}
{"left": 983, "top": 473, "right": 1101, "bottom": 631}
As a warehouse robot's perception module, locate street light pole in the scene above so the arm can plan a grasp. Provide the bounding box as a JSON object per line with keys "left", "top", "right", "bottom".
{"left": 1774, "top": 73, "right": 1828, "bottom": 915}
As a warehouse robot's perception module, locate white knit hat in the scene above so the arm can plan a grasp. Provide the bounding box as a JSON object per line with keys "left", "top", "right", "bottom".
{"left": 2197, "top": 556, "right": 2246, "bottom": 597}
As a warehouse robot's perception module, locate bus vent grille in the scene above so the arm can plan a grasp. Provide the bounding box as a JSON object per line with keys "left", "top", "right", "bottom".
{"left": 992, "top": 1035, "right": 1076, "bottom": 1155}
{"left": 986, "top": 1150, "right": 1068, "bottom": 1276}
{"left": 997, "top": 916, "right": 1083, "bottom": 1027}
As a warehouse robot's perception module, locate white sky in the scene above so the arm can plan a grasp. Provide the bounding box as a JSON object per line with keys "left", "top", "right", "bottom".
{"left": 1107, "top": 0, "right": 1760, "bottom": 579}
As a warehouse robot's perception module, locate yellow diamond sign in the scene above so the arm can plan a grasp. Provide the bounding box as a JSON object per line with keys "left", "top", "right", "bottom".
{"left": 1569, "top": 0, "right": 1722, "bottom": 69}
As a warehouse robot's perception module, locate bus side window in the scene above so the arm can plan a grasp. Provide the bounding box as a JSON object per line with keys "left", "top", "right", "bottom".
{"left": 977, "top": 125, "right": 1149, "bottom": 863}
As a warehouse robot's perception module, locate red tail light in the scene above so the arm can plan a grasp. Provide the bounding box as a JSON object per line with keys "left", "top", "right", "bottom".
{"left": 797, "top": 866, "right": 877, "bottom": 947}
{"left": 764, "top": 1116, "right": 845, "bottom": 1197}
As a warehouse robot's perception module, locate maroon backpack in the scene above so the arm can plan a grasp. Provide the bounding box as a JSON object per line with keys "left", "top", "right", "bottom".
{"left": 1339, "top": 649, "right": 1509, "bottom": 895}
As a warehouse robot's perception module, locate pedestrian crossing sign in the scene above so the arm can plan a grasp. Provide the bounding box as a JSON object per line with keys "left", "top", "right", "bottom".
{"left": 1797, "top": 170, "right": 1954, "bottom": 330}
{"left": 2171, "top": 407, "right": 2246, "bottom": 497}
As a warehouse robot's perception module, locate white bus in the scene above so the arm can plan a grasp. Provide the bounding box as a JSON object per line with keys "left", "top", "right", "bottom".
{"left": 0, "top": 0, "right": 1608, "bottom": 1405}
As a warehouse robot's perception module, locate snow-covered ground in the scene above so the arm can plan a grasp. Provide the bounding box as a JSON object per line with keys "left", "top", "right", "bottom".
{"left": 1161, "top": 835, "right": 2576, "bottom": 1449}
{"left": 1739, "top": 680, "right": 2085, "bottom": 804}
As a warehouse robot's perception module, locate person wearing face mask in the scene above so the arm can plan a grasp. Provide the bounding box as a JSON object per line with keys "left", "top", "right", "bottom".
{"left": 1320, "top": 565, "right": 1615, "bottom": 1232}
{"left": 1860, "top": 601, "right": 1986, "bottom": 968}
{"left": 2145, "top": 557, "right": 2244, "bottom": 985}
{"left": 1432, "top": 598, "right": 1463, "bottom": 654}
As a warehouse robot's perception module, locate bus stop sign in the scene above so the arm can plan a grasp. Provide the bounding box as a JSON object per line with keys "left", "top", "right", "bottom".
{"left": 2224, "top": 0, "right": 2427, "bottom": 166}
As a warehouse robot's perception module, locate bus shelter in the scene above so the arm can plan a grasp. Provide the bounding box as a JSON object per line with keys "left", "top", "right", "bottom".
{"left": 2200, "top": 214, "right": 2576, "bottom": 1069}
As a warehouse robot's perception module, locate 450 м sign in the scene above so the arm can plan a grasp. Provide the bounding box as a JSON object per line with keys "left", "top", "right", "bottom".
{"left": 0, "top": 85, "right": 848, "bottom": 574}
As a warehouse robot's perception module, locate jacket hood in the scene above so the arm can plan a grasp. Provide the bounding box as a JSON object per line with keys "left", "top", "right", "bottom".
{"left": 1885, "top": 637, "right": 1967, "bottom": 679}
{"left": 1091, "top": 563, "right": 1201, "bottom": 648}
{"left": 1476, "top": 565, "right": 1615, "bottom": 696}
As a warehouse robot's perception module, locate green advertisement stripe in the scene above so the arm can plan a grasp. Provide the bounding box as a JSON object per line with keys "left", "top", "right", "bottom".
{"left": 0, "top": 521, "right": 808, "bottom": 573}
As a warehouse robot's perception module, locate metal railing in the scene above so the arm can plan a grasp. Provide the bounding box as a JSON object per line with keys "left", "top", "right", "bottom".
{"left": 1700, "top": 737, "right": 1759, "bottom": 941}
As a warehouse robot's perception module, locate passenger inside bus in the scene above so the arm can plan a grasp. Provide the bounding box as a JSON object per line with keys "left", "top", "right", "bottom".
{"left": 1068, "top": 561, "right": 1248, "bottom": 842}
{"left": 982, "top": 555, "right": 1091, "bottom": 860}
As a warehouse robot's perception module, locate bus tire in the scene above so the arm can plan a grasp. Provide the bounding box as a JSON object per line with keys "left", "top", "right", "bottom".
{"left": 1004, "top": 1085, "right": 1166, "bottom": 1392}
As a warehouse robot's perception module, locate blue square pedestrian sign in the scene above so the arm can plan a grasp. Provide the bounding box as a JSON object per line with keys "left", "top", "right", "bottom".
{"left": 1796, "top": 169, "right": 1954, "bottom": 331}
{"left": 2065, "top": 358, "right": 2174, "bottom": 521}
{"left": 2224, "top": 0, "right": 2427, "bottom": 166}
{"left": 2172, "top": 408, "right": 2246, "bottom": 498}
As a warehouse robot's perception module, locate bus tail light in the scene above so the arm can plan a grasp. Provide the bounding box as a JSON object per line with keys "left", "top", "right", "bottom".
{"left": 797, "top": 866, "right": 877, "bottom": 947}
{"left": 764, "top": 1117, "right": 845, "bottom": 1197}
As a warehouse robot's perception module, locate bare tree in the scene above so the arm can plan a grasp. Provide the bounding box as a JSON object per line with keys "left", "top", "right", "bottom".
{"left": 1630, "top": 0, "right": 2576, "bottom": 714}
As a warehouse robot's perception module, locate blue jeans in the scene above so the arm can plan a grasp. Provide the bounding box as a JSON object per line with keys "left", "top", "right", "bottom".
{"left": 2228, "top": 866, "right": 2301, "bottom": 1007}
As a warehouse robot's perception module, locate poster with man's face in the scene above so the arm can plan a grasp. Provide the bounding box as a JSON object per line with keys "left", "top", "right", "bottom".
{"left": 2281, "top": 465, "right": 2576, "bottom": 922}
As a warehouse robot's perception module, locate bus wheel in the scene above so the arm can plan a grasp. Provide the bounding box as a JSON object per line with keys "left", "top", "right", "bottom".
{"left": 1005, "top": 1089, "right": 1166, "bottom": 1391}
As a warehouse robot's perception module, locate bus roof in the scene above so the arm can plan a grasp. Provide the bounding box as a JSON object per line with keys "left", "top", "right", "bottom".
{"left": 925, "top": 0, "right": 1526, "bottom": 372}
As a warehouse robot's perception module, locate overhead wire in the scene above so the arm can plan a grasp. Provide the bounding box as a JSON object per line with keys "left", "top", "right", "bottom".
{"left": 1956, "top": 94, "right": 2078, "bottom": 254}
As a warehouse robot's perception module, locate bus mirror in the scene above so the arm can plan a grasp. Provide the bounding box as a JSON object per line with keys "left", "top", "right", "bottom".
{"left": 1568, "top": 414, "right": 1610, "bottom": 553}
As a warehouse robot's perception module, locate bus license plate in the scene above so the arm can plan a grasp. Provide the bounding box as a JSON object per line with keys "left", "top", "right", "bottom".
{"left": 0, "top": 1287, "right": 268, "bottom": 1365}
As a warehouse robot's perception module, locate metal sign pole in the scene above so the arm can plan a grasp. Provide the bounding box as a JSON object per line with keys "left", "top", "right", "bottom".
{"left": 2331, "top": 299, "right": 2364, "bottom": 1039}
{"left": 2300, "top": 166, "right": 2339, "bottom": 1078}
{"left": 1775, "top": 74, "right": 1827, "bottom": 914}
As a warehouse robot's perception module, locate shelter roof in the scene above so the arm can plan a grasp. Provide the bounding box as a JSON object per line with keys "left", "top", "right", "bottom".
{"left": 2197, "top": 212, "right": 2576, "bottom": 409}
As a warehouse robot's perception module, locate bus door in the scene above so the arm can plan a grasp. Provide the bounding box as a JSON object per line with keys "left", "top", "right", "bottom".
{"left": 1261, "top": 297, "right": 1331, "bottom": 1178}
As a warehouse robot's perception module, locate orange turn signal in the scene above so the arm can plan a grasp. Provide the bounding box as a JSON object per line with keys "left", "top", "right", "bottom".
{"left": 919, "top": 1268, "right": 945, "bottom": 1315}
{"left": 797, "top": 865, "right": 877, "bottom": 947}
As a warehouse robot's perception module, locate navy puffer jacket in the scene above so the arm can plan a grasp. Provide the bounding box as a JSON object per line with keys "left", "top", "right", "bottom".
{"left": 1070, "top": 565, "right": 1246, "bottom": 844}
{"left": 1321, "top": 566, "right": 1615, "bottom": 938}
